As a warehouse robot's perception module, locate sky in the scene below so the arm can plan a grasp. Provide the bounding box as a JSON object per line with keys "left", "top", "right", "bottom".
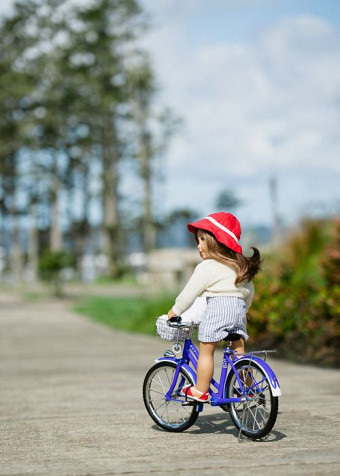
{"left": 1, "top": 0, "right": 340, "bottom": 230}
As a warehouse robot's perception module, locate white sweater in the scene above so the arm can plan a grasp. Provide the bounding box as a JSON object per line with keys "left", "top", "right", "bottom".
{"left": 172, "top": 259, "right": 255, "bottom": 315}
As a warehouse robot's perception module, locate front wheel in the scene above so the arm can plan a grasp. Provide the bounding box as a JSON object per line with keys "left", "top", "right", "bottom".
{"left": 143, "top": 361, "right": 199, "bottom": 432}
{"left": 225, "top": 359, "right": 279, "bottom": 440}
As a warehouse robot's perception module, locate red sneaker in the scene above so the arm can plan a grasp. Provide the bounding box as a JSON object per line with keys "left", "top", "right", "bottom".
{"left": 181, "top": 385, "right": 209, "bottom": 402}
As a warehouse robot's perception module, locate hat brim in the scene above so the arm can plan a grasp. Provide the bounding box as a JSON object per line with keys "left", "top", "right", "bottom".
{"left": 187, "top": 219, "right": 243, "bottom": 254}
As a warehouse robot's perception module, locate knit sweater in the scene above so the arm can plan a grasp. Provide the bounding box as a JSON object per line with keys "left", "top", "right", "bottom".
{"left": 172, "top": 259, "right": 255, "bottom": 315}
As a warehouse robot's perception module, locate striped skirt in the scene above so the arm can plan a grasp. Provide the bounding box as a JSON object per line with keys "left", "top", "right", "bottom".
{"left": 198, "top": 296, "right": 248, "bottom": 343}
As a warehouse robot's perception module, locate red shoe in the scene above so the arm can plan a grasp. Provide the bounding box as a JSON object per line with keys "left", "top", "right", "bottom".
{"left": 181, "top": 385, "right": 209, "bottom": 402}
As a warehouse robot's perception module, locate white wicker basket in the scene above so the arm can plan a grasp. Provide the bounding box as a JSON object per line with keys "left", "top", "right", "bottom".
{"left": 155, "top": 298, "right": 205, "bottom": 341}
{"left": 156, "top": 316, "right": 190, "bottom": 341}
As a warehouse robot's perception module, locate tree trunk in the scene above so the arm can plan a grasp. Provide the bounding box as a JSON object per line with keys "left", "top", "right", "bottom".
{"left": 140, "top": 130, "right": 155, "bottom": 253}
{"left": 101, "top": 125, "right": 120, "bottom": 278}
{"left": 74, "top": 162, "right": 91, "bottom": 280}
{"left": 11, "top": 210, "right": 23, "bottom": 284}
{"left": 133, "top": 88, "right": 155, "bottom": 254}
{"left": 27, "top": 202, "right": 39, "bottom": 282}
{"left": 50, "top": 170, "right": 63, "bottom": 252}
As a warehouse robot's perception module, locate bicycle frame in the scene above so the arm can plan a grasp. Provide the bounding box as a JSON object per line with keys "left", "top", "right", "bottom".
{"left": 156, "top": 335, "right": 281, "bottom": 410}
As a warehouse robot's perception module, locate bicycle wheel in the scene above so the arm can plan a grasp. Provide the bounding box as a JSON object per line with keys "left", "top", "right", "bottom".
{"left": 143, "top": 361, "right": 199, "bottom": 432}
{"left": 225, "top": 359, "right": 279, "bottom": 440}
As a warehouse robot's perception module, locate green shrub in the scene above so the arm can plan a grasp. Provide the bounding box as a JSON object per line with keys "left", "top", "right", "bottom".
{"left": 39, "top": 249, "right": 75, "bottom": 297}
{"left": 249, "top": 218, "right": 340, "bottom": 366}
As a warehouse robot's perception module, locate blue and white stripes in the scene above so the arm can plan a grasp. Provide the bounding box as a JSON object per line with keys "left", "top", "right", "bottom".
{"left": 198, "top": 296, "right": 248, "bottom": 343}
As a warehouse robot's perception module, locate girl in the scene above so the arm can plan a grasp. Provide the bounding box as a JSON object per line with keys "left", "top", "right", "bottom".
{"left": 167, "top": 212, "right": 261, "bottom": 402}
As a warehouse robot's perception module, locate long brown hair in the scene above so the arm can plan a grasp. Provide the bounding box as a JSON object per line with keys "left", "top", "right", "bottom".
{"left": 196, "top": 230, "right": 262, "bottom": 285}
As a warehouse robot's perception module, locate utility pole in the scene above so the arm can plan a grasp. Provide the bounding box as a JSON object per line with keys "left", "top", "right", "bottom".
{"left": 270, "top": 176, "right": 281, "bottom": 245}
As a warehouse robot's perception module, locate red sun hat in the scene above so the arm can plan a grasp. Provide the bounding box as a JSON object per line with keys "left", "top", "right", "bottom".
{"left": 187, "top": 212, "right": 243, "bottom": 254}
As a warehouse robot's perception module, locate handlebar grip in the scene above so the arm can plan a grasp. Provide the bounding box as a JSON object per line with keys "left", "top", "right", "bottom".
{"left": 169, "top": 315, "right": 182, "bottom": 324}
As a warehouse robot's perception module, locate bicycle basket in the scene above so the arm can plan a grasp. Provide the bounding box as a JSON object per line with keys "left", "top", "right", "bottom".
{"left": 156, "top": 316, "right": 190, "bottom": 341}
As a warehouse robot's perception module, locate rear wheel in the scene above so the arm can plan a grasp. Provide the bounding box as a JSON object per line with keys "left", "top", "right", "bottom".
{"left": 225, "top": 359, "right": 279, "bottom": 439}
{"left": 143, "top": 362, "right": 199, "bottom": 432}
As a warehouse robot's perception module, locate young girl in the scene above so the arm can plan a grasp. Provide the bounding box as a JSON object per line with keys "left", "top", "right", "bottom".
{"left": 167, "top": 212, "right": 261, "bottom": 402}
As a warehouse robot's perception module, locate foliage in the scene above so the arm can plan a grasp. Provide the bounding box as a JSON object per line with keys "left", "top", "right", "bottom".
{"left": 248, "top": 218, "right": 340, "bottom": 367}
{"left": 39, "top": 248, "right": 75, "bottom": 296}
{"left": 0, "top": 0, "right": 177, "bottom": 283}
{"left": 215, "top": 189, "right": 242, "bottom": 212}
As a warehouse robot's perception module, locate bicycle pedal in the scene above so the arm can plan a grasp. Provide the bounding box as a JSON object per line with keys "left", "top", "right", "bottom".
{"left": 182, "top": 400, "right": 209, "bottom": 406}
{"left": 182, "top": 401, "right": 196, "bottom": 406}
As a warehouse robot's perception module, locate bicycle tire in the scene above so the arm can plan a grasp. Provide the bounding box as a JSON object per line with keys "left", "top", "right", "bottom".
{"left": 225, "top": 359, "right": 279, "bottom": 440}
{"left": 143, "top": 361, "right": 199, "bottom": 432}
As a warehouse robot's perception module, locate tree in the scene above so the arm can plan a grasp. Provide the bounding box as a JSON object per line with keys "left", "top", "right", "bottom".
{"left": 0, "top": 0, "right": 174, "bottom": 284}
{"left": 0, "top": 158, "right": 23, "bottom": 282}
{"left": 63, "top": 0, "right": 148, "bottom": 276}
{"left": 39, "top": 248, "right": 75, "bottom": 297}
{"left": 215, "top": 189, "right": 242, "bottom": 212}
{"left": 129, "top": 57, "right": 156, "bottom": 253}
{"left": 0, "top": 0, "right": 42, "bottom": 282}
{"left": 128, "top": 54, "right": 180, "bottom": 254}
{"left": 0, "top": 0, "right": 73, "bottom": 283}
{"left": 159, "top": 208, "right": 198, "bottom": 248}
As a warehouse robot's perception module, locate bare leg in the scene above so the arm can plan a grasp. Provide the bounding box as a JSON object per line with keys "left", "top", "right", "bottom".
{"left": 231, "top": 337, "right": 245, "bottom": 356}
{"left": 232, "top": 338, "right": 252, "bottom": 386}
{"left": 192, "top": 341, "right": 218, "bottom": 395}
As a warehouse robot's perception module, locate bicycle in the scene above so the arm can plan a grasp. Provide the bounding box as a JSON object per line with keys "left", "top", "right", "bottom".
{"left": 143, "top": 316, "right": 281, "bottom": 441}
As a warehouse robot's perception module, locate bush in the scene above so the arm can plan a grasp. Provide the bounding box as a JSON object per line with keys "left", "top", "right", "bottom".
{"left": 39, "top": 249, "right": 75, "bottom": 297}
{"left": 249, "top": 218, "right": 340, "bottom": 366}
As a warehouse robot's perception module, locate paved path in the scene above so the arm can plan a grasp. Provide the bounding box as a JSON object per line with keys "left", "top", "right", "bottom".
{"left": 1, "top": 292, "right": 340, "bottom": 475}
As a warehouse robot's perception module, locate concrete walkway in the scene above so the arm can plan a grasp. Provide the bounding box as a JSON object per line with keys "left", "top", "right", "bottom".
{"left": 1, "top": 292, "right": 340, "bottom": 475}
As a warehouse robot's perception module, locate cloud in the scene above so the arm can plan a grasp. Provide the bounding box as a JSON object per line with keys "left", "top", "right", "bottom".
{"left": 1, "top": 0, "right": 339, "bottom": 226}
{"left": 141, "top": 10, "right": 340, "bottom": 224}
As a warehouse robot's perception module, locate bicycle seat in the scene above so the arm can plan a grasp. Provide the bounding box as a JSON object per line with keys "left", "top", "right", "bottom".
{"left": 223, "top": 333, "right": 242, "bottom": 342}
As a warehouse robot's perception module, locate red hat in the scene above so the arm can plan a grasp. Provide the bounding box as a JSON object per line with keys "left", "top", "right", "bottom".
{"left": 187, "top": 212, "right": 242, "bottom": 254}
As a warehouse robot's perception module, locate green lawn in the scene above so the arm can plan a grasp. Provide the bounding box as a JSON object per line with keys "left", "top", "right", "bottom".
{"left": 73, "top": 293, "right": 176, "bottom": 336}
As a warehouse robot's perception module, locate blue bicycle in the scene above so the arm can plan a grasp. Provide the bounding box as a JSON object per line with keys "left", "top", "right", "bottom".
{"left": 143, "top": 317, "right": 281, "bottom": 440}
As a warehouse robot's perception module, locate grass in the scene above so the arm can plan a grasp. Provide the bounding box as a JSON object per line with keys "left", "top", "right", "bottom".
{"left": 93, "top": 273, "right": 139, "bottom": 286}
{"left": 73, "top": 293, "right": 176, "bottom": 336}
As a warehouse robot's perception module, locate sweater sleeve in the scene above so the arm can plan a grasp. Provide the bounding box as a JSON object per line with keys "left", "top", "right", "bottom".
{"left": 244, "top": 280, "right": 255, "bottom": 311}
{"left": 172, "top": 261, "right": 213, "bottom": 315}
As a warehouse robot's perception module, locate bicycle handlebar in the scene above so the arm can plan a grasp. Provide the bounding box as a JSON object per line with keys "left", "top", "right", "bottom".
{"left": 168, "top": 315, "right": 182, "bottom": 324}
{"left": 168, "top": 316, "right": 200, "bottom": 329}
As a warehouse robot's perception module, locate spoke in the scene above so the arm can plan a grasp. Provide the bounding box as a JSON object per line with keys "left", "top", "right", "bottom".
{"left": 247, "top": 403, "right": 265, "bottom": 430}
{"left": 243, "top": 393, "right": 270, "bottom": 430}
{"left": 164, "top": 367, "right": 174, "bottom": 387}
{"left": 146, "top": 365, "right": 195, "bottom": 428}
{"left": 224, "top": 361, "right": 278, "bottom": 438}
{"left": 149, "top": 389, "right": 166, "bottom": 397}
{"left": 164, "top": 401, "right": 171, "bottom": 423}
{"left": 151, "top": 374, "right": 168, "bottom": 395}
{"left": 150, "top": 397, "right": 167, "bottom": 405}
{"left": 153, "top": 400, "right": 168, "bottom": 414}
{"left": 229, "top": 364, "right": 273, "bottom": 433}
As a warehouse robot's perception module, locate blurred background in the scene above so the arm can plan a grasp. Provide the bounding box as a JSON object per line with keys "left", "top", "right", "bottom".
{"left": 0, "top": 0, "right": 339, "bottom": 365}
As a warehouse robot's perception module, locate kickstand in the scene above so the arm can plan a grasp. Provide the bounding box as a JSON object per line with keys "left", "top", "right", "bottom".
{"left": 238, "top": 401, "right": 247, "bottom": 443}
